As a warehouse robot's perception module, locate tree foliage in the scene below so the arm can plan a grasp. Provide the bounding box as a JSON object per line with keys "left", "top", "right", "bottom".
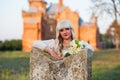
{"left": 0, "top": 39, "right": 22, "bottom": 51}
{"left": 91, "top": 0, "right": 120, "bottom": 48}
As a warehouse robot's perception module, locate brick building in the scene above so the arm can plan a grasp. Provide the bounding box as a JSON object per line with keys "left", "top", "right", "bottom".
{"left": 22, "top": 0, "right": 100, "bottom": 51}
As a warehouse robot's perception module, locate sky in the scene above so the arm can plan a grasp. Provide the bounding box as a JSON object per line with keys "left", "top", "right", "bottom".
{"left": 0, "top": 0, "right": 110, "bottom": 41}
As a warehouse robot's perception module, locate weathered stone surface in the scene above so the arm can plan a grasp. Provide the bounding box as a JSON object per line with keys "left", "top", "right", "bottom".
{"left": 30, "top": 47, "right": 92, "bottom": 80}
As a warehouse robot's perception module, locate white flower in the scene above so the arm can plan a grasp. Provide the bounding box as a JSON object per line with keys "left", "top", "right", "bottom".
{"left": 64, "top": 40, "right": 86, "bottom": 57}
{"left": 70, "top": 40, "right": 77, "bottom": 47}
{"left": 71, "top": 40, "right": 86, "bottom": 53}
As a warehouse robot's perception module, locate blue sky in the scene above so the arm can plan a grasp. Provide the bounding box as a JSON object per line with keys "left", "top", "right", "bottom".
{"left": 0, "top": 0, "right": 108, "bottom": 41}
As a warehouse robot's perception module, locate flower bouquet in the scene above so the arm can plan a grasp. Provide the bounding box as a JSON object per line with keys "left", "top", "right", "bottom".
{"left": 64, "top": 40, "right": 86, "bottom": 57}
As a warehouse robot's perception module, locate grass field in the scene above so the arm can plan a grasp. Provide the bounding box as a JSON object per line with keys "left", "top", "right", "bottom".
{"left": 0, "top": 49, "right": 120, "bottom": 80}
{"left": 0, "top": 51, "right": 29, "bottom": 80}
{"left": 92, "top": 49, "right": 120, "bottom": 80}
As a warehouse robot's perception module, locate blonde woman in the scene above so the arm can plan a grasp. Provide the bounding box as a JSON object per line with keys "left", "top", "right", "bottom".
{"left": 32, "top": 20, "right": 94, "bottom": 59}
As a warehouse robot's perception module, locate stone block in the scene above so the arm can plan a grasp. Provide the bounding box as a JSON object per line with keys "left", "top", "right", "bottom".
{"left": 30, "top": 47, "right": 92, "bottom": 80}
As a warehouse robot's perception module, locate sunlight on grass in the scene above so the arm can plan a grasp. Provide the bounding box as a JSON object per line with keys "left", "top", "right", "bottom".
{"left": 92, "top": 49, "right": 120, "bottom": 80}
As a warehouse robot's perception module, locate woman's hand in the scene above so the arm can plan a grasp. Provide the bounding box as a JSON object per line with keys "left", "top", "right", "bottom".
{"left": 47, "top": 48, "right": 64, "bottom": 60}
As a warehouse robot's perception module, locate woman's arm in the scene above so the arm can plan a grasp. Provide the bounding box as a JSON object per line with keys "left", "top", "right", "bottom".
{"left": 80, "top": 40, "right": 94, "bottom": 56}
{"left": 32, "top": 39, "right": 63, "bottom": 59}
{"left": 80, "top": 40, "right": 94, "bottom": 51}
{"left": 32, "top": 39, "right": 55, "bottom": 51}
{"left": 46, "top": 47, "right": 64, "bottom": 59}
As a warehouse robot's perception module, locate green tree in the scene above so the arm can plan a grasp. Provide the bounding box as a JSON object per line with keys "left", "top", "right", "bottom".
{"left": 0, "top": 39, "right": 22, "bottom": 51}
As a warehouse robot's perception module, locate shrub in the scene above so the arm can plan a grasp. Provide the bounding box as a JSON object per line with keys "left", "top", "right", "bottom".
{"left": 0, "top": 39, "right": 22, "bottom": 51}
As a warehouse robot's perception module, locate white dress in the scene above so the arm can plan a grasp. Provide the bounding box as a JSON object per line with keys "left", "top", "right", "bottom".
{"left": 32, "top": 39, "right": 94, "bottom": 56}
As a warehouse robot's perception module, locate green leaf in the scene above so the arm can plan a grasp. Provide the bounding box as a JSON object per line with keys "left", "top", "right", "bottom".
{"left": 75, "top": 40, "right": 79, "bottom": 44}
{"left": 83, "top": 44, "right": 86, "bottom": 48}
{"left": 64, "top": 52, "right": 71, "bottom": 57}
{"left": 75, "top": 40, "right": 80, "bottom": 48}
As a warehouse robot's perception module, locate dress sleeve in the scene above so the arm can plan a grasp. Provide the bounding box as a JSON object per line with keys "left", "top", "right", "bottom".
{"left": 80, "top": 40, "right": 94, "bottom": 55}
{"left": 32, "top": 39, "right": 55, "bottom": 51}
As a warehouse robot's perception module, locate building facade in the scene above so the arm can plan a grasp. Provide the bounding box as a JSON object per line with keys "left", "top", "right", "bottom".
{"left": 22, "top": 0, "right": 100, "bottom": 51}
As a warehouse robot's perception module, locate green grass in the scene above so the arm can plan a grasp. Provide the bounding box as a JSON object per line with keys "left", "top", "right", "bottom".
{"left": 92, "top": 49, "right": 120, "bottom": 80}
{"left": 0, "top": 49, "right": 120, "bottom": 80}
{"left": 0, "top": 51, "right": 30, "bottom": 80}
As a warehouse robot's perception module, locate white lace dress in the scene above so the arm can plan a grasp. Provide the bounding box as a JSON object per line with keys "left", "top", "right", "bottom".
{"left": 32, "top": 39, "right": 94, "bottom": 56}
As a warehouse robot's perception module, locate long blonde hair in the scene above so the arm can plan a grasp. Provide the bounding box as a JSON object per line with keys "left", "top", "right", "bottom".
{"left": 55, "top": 20, "right": 76, "bottom": 55}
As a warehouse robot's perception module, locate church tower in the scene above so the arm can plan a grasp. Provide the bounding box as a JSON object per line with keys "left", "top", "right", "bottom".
{"left": 22, "top": 0, "right": 47, "bottom": 51}
{"left": 90, "top": 13, "right": 97, "bottom": 26}
{"left": 90, "top": 13, "right": 100, "bottom": 50}
{"left": 29, "top": 0, "right": 47, "bottom": 13}
{"left": 58, "top": 0, "right": 63, "bottom": 8}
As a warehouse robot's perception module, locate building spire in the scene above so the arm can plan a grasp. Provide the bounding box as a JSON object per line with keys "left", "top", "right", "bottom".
{"left": 90, "top": 13, "right": 97, "bottom": 25}
{"left": 29, "top": 0, "right": 47, "bottom": 3}
{"left": 58, "top": 0, "right": 63, "bottom": 8}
